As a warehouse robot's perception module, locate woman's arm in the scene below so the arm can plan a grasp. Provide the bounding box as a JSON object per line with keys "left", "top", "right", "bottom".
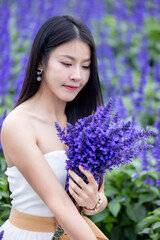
{"left": 1, "top": 116, "right": 97, "bottom": 240}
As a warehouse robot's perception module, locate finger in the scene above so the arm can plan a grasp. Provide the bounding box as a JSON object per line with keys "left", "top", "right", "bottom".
{"left": 69, "top": 178, "right": 84, "bottom": 196}
{"left": 79, "top": 166, "right": 98, "bottom": 187}
{"left": 69, "top": 184, "right": 84, "bottom": 206}
{"left": 69, "top": 170, "right": 86, "bottom": 189}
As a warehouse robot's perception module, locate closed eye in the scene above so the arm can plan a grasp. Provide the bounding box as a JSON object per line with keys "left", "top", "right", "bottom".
{"left": 61, "top": 62, "right": 72, "bottom": 67}
{"left": 82, "top": 66, "right": 90, "bottom": 70}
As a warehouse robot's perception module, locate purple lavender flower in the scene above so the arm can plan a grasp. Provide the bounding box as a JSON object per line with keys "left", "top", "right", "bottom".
{"left": 141, "top": 151, "right": 149, "bottom": 171}
{"left": 143, "top": 177, "right": 155, "bottom": 186}
{"left": 55, "top": 98, "right": 155, "bottom": 196}
{"left": 156, "top": 179, "right": 160, "bottom": 187}
{"left": 154, "top": 107, "right": 160, "bottom": 134}
{"left": 156, "top": 200, "right": 160, "bottom": 206}
{"left": 0, "top": 230, "right": 4, "bottom": 240}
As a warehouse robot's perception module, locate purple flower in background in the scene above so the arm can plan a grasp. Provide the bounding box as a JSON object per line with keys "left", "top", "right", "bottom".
{"left": 13, "top": 55, "right": 29, "bottom": 104}
{"left": 156, "top": 179, "right": 160, "bottom": 187}
{"left": 0, "top": 230, "right": 4, "bottom": 240}
{"left": 0, "top": 1, "right": 12, "bottom": 98}
{"left": 143, "top": 176, "right": 155, "bottom": 186}
{"left": 153, "top": 62, "right": 160, "bottom": 85}
{"left": 55, "top": 99, "right": 155, "bottom": 196}
{"left": 156, "top": 200, "right": 160, "bottom": 206}
{"left": 115, "top": 97, "right": 129, "bottom": 119}
{"left": 154, "top": 107, "right": 160, "bottom": 134}
{"left": 153, "top": 134, "right": 160, "bottom": 171}
{"left": 132, "top": 0, "right": 146, "bottom": 27}
{"left": 141, "top": 151, "right": 150, "bottom": 172}
{"left": 120, "top": 196, "right": 128, "bottom": 202}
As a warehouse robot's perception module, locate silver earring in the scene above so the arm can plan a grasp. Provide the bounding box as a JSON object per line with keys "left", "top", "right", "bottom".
{"left": 37, "top": 69, "right": 42, "bottom": 81}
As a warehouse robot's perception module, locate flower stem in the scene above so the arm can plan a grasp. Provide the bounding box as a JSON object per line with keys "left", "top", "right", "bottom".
{"left": 51, "top": 225, "right": 64, "bottom": 240}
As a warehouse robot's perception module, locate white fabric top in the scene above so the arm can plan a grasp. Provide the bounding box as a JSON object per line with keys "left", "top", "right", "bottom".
{"left": 5, "top": 150, "right": 67, "bottom": 217}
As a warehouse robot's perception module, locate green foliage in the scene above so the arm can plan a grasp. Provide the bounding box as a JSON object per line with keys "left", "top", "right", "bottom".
{"left": 145, "top": 18, "right": 160, "bottom": 60}
{"left": 90, "top": 159, "right": 160, "bottom": 240}
{"left": 136, "top": 208, "right": 160, "bottom": 240}
{"left": 0, "top": 155, "right": 11, "bottom": 225}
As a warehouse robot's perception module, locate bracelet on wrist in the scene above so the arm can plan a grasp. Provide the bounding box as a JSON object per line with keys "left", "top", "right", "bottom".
{"left": 84, "top": 196, "right": 103, "bottom": 212}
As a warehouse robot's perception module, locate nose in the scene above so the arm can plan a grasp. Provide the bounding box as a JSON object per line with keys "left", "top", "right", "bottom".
{"left": 71, "top": 66, "right": 81, "bottom": 81}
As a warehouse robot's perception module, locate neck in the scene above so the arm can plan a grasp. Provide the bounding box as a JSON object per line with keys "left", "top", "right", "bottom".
{"left": 28, "top": 87, "right": 67, "bottom": 125}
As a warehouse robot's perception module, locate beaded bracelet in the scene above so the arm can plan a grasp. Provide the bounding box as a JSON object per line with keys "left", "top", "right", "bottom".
{"left": 84, "top": 196, "right": 103, "bottom": 212}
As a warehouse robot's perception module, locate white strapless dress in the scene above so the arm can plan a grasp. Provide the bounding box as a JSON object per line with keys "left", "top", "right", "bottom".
{"left": 0, "top": 150, "right": 67, "bottom": 240}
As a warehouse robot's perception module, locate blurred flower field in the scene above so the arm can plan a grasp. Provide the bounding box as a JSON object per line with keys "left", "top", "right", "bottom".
{"left": 0, "top": 0, "right": 160, "bottom": 239}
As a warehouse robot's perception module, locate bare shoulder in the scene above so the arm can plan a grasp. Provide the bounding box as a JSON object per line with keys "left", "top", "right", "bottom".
{"left": 1, "top": 106, "right": 33, "bottom": 141}
{"left": 1, "top": 105, "right": 36, "bottom": 166}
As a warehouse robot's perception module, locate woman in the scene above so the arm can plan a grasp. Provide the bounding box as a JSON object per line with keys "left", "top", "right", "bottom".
{"left": 0, "top": 15, "right": 108, "bottom": 240}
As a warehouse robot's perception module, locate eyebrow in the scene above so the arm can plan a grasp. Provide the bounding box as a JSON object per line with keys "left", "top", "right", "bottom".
{"left": 60, "top": 55, "right": 91, "bottom": 62}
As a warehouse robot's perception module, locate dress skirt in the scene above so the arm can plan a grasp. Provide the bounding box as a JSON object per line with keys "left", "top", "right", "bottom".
{"left": 0, "top": 220, "right": 54, "bottom": 240}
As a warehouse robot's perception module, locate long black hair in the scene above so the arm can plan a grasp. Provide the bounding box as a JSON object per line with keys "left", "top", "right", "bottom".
{"left": 14, "top": 15, "right": 103, "bottom": 124}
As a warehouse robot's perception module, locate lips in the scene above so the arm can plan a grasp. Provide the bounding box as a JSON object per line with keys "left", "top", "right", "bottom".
{"left": 64, "top": 85, "right": 78, "bottom": 91}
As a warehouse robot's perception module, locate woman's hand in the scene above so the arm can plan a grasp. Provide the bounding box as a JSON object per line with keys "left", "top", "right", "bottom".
{"left": 68, "top": 166, "right": 100, "bottom": 210}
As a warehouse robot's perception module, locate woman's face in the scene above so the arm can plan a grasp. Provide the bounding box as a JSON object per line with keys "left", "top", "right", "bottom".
{"left": 41, "top": 39, "right": 91, "bottom": 103}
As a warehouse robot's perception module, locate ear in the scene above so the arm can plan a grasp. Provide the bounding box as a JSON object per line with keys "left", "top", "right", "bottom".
{"left": 38, "top": 58, "right": 45, "bottom": 70}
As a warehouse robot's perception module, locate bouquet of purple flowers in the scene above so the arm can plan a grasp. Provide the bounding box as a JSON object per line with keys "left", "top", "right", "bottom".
{"left": 52, "top": 98, "right": 155, "bottom": 239}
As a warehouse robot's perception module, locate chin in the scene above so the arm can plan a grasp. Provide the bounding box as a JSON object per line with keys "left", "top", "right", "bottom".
{"left": 65, "top": 97, "right": 77, "bottom": 102}
{"left": 63, "top": 94, "right": 79, "bottom": 102}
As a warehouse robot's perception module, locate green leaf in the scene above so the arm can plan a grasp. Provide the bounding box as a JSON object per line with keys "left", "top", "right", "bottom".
{"left": 150, "top": 233, "right": 160, "bottom": 240}
{"left": 0, "top": 192, "right": 9, "bottom": 198}
{"left": 104, "top": 216, "right": 118, "bottom": 223}
{"left": 142, "top": 216, "right": 160, "bottom": 224}
{"left": 124, "top": 226, "right": 136, "bottom": 240}
{"left": 138, "top": 193, "right": 154, "bottom": 205}
{"left": 150, "top": 186, "right": 160, "bottom": 197}
{"left": 104, "top": 185, "right": 119, "bottom": 196}
{"left": 126, "top": 205, "right": 137, "bottom": 222}
{"left": 152, "top": 222, "right": 160, "bottom": 230}
{"left": 90, "top": 209, "right": 109, "bottom": 223}
{"left": 153, "top": 208, "right": 160, "bottom": 215}
{"left": 105, "top": 222, "right": 113, "bottom": 233}
{"left": 108, "top": 202, "right": 121, "bottom": 217}
{"left": 136, "top": 221, "right": 149, "bottom": 234}
{"left": 139, "top": 227, "right": 152, "bottom": 234}
{"left": 126, "top": 204, "right": 146, "bottom": 222}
